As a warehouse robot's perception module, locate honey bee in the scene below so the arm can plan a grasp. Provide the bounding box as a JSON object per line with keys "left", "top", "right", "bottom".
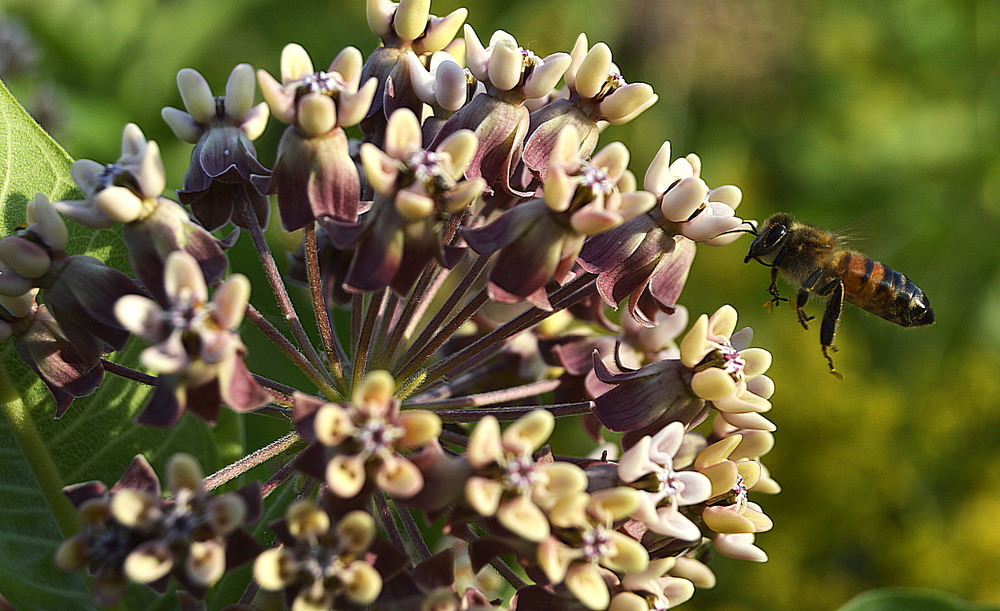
{"left": 744, "top": 212, "right": 934, "bottom": 377}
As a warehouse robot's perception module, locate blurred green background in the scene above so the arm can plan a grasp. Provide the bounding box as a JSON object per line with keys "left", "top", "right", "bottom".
{"left": 3, "top": 0, "right": 999, "bottom": 609}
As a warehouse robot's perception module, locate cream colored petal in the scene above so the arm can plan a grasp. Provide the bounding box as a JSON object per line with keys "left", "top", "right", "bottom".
{"left": 166, "top": 452, "right": 204, "bottom": 494}
{"left": 162, "top": 106, "right": 202, "bottom": 144}
{"left": 326, "top": 454, "right": 368, "bottom": 498}
{"left": 601, "top": 530, "right": 650, "bottom": 573}
{"left": 695, "top": 435, "right": 741, "bottom": 470}
{"left": 467, "top": 415, "right": 503, "bottom": 468}
{"left": 336, "top": 510, "right": 376, "bottom": 552}
{"left": 393, "top": 0, "right": 431, "bottom": 41}
{"left": 416, "top": 8, "right": 467, "bottom": 54}
{"left": 384, "top": 108, "right": 423, "bottom": 160}
{"left": 521, "top": 52, "right": 572, "bottom": 99}
{"left": 337, "top": 77, "right": 377, "bottom": 127}
{"left": 177, "top": 68, "right": 216, "bottom": 124}
{"left": 497, "top": 495, "right": 550, "bottom": 542}
{"left": 465, "top": 476, "right": 503, "bottom": 516}
{"left": 365, "top": 0, "right": 394, "bottom": 40}
{"left": 564, "top": 563, "right": 611, "bottom": 611}
{"left": 702, "top": 505, "right": 755, "bottom": 534}
{"left": 691, "top": 368, "right": 737, "bottom": 402}
{"left": 679, "top": 314, "right": 710, "bottom": 368}
{"left": 699, "top": 461, "right": 739, "bottom": 500}
{"left": 26, "top": 195, "right": 68, "bottom": 251}
{"left": 185, "top": 539, "right": 226, "bottom": 587}
{"left": 587, "top": 487, "right": 641, "bottom": 523}
{"left": 124, "top": 540, "right": 173, "bottom": 584}
{"left": 287, "top": 499, "right": 331, "bottom": 537}
{"left": 297, "top": 92, "right": 337, "bottom": 137}
{"left": 575, "top": 42, "right": 612, "bottom": 99}
{"left": 396, "top": 410, "right": 441, "bottom": 447}
{"left": 376, "top": 455, "right": 424, "bottom": 498}
{"left": 437, "top": 129, "right": 478, "bottom": 177}
{"left": 599, "top": 82, "right": 657, "bottom": 124}
{"left": 281, "top": 43, "right": 314, "bottom": 84}
{"left": 547, "top": 491, "right": 589, "bottom": 529}
{"left": 224, "top": 63, "right": 256, "bottom": 120}
{"left": 342, "top": 560, "right": 383, "bottom": 604}
{"left": 254, "top": 548, "right": 295, "bottom": 590}
{"left": 329, "top": 46, "right": 364, "bottom": 89}
{"left": 164, "top": 251, "right": 208, "bottom": 304}
{"left": 501, "top": 408, "right": 554, "bottom": 454}
{"left": 257, "top": 69, "right": 296, "bottom": 124}
{"left": 212, "top": 274, "right": 251, "bottom": 330}
{"left": 94, "top": 185, "right": 143, "bottom": 224}
{"left": 487, "top": 38, "right": 523, "bottom": 91}
{"left": 535, "top": 462, "right": 588, "bottom": 502}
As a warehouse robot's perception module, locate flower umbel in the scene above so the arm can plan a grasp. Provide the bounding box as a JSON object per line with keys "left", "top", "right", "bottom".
{"left": 29, "top": 1, "right": 794, "bottom": 608}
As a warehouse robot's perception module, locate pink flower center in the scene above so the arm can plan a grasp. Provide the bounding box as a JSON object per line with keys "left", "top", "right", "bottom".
{"left": 299, "top": 71, "right": 343, "bottom": 96}
{"left": 720, "top": 343, "right": 746, "bottom": 377}
{"left": 408, "top": 150, "right": 444, "bottom": 182}
{"left": 503, "top": 456, "right": 538, "bottom": 492}
{"left": 580, "top": 163, "right": 613, "bottom": 195}
{"left": 357, "top": 418, "right": 402, "bottom": 456}
{"left": 657, "top": 468, "right": 682, "bottom": 504}
{"left": 731, "top": 474, "right": 748, "bottom": 511}
{"left": 582, "top": 527, "right": 611, "bottom": 561}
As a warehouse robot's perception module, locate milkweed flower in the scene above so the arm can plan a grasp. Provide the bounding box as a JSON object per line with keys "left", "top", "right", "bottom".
{"left": 428, "top": 26, "right": 571, "bottom": 195}
{"left": 257, "top": 44, "right": 377, "bottom": 230}
{"left": 0, "top": 194, "right": 142, "bottom": 359}
{"left": 56, "top": 454, "right": 262, "bottom": 604}
{"left": 162, "top": 64, "right": 271, "bottom": 231}
{"left": 114, "top": 251, "right": 268, "bottom": 426}
{"left": 54, "top": 123, "right": 228, "bottom": 306}
{"left": 292, "top": 370, "right": 441, "bottom": 499}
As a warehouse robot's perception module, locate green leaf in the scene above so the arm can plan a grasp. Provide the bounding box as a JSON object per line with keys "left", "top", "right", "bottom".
{"left": 838, "top": 588, "right": 1000, "bottom": 611}
{"left": 0, "top": 76, "right": 242, "bottom": 609}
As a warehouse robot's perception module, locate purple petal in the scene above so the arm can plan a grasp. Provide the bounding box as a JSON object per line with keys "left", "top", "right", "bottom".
{"left": 578, "top": 213, "right": 657, "bottom": 273}
{"left": 112, "top": 454, "right": 162, "bottom": 495}
{"left": 648, "top": 236, "right": 696, "bottom": 313}
{"left": 135, "top": 376, "right": 186, "bottom": 427}
{"left": 524, "top": 99, "right": 600, "bottom": 178}
{"left": 218, "top": 355, "right": 269, "bottom": 412}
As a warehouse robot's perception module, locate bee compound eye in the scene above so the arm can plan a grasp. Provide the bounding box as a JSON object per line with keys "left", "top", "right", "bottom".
{"left": 764, "top": 225, "right": 787, "bottom": 249}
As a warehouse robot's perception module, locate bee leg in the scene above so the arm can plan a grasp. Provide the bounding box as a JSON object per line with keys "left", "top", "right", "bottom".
{"left": 819, "top": 279, "right": 845, "bottom": 379}
{"left": 765, "top": 267, "right": 788, "bottom": 312}
{"left": 792, "top": 269, "right": 825, "bottom": 329}
{"left": 794, "top": 288, "right": 815, "bottom": 329}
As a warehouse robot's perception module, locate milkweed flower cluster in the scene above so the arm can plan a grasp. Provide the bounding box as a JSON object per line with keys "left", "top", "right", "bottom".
{"left": 0, "top": 0, "right": 786, "bottom": 608}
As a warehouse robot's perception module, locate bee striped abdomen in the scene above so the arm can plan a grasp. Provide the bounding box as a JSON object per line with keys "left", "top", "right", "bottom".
{"left": 836, "top": 251, "right": 933, "bottom": 327}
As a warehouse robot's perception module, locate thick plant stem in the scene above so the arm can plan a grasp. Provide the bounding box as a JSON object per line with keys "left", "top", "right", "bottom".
{"left": 406, "top": 378, "right": 562, "bottom": 409}
{"left": 352, "top": 288, "right": 387, "bottom": 389}
{"left": 433, "top": 401, "right": 593, "bottom": 423}
{"left": 421, "top": 273, "right": 597, "bottom": 387}
{"left": 303, "top": 223, "right": 348, "bottom": 392}
{"left": 245, "top": 305, "right": 340, "bottom": 400}
{"left": 392, "top": 254, "right": 491, "bottom": 376}
{"left": 204, "top": 432, "right": 301, "bottom": 491}
{"left": 239, "top": 200, "right": 333, "bottom": 386}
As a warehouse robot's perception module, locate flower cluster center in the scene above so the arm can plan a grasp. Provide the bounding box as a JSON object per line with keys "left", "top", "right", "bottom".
{"left": 298, "top": 71, "right": 343, "bottom": 96}
{"left": 356, "top": 418, "right": 402, "bottom": 456}
{"left": 408, "top": 150, "right": 445, "bottom": 182}
{"left": 503, "top": 456, "right": 538, "bottom": 492}
{"left": 581, "top": 526, "right": 611, "bottom": 561}
{"left": 580, "top": 163, "right": 614, "bottom": 195}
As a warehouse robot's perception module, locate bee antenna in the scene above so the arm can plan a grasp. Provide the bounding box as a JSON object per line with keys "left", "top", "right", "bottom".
{"left": 716, "top": 219, "right": 759, "bottom": 237}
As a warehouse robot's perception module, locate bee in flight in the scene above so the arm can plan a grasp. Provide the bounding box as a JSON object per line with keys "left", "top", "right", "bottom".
{"left": 744, "top": 212, "right": 934, "bottom": 377}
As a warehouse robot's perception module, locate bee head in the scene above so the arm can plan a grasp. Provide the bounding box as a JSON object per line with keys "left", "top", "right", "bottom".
{"left": 744, "top": 213, "right": 793, "bottom": 264}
